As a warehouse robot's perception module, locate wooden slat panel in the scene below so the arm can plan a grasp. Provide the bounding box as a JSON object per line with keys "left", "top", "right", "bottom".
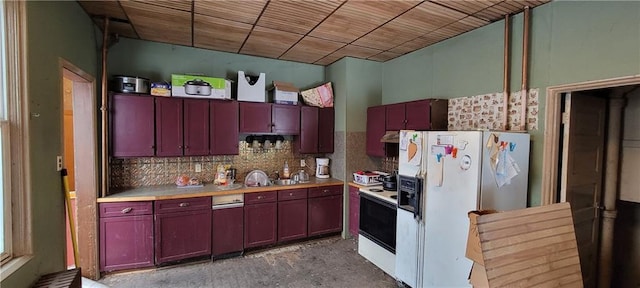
{"left": 194, "top": 0, "right": 267, "bottom": 24}
{"left": 121, "top": 1, "right": 191, "bottom": 46}
{"left": 472, "top": 203, "right": 583, "bottom": 287}
{"left": 133, "top": 0, "right": 192, "bottom": 12}
{"left": 194, "top": 14, "right": 252, "bottom": 53}
{"left": 367, "top": 51, "right": 401, "bottom": 62}
{"left": 257, "top": 0, "right": 343, "bottom": 35}
{"left": 241, "top": 26, "right": 303, "bottom": 59}
{"left": 430, "top": 0, "right": 497, "bottom": 15}
{"left": 279, "top": 36, "right": 345, "bottom": 64}
{"left": 79, "top": 1, "right": 128, "bottom": 20}
{"left": 388, "top": 35, "right": 443, "bottom": 54}
{"left": 309, "top": 1, "right": 417, "bottom": 43}
{"left": 475, "top": 1, "right": 527, "bottom": 21}
{"left": 93, "top": 18, "right": 138, "bottom": 39}
{"left": 352, "top": 21, "right": 423, "bottom": 51}
{"left": 315, "top": 44, "right": 382, "bottom": 65}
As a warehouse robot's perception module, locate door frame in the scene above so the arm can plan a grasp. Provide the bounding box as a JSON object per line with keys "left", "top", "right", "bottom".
{"left": 541, "top": 75, "right": 640, "bottom": 205}
{"left": 59, "top": 58, "right": 100, "bottom": 279}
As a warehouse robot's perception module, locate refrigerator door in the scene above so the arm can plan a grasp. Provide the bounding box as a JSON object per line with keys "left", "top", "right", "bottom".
{"left": 395, "top": 208, "right": 419, "bottom": 288}
{"left": 398, "top": 130, "right": 427, "bottom": 177}
{"left": 421, "top": 131, "right": 482, "bottom": 287}
{"left": 479, "top": 131, "right": 530, "bottom": 211}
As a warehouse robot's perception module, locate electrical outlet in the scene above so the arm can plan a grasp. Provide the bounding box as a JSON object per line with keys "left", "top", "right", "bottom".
{"left": 195, "top": 163, "right": 202, "bottom": 173}
{"left": 56, "top": 156, "right": 63, "bottom": 171}
{"left": 300, "top": 159, "right": 306, "bottom": 167}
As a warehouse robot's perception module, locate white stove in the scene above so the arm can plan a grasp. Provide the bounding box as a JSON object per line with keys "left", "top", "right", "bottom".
{"left": 358, "top": 185, "right": 397, "bottom": 205}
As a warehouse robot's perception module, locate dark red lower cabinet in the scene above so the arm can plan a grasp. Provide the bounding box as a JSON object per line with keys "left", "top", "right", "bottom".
{"left": 278, "top": 199, "right": 308, "bottom": 242}
{"left": 212, "top": 207, "right": 244, "bottom": 256}
{"left": 244, "top": 202, "right": 277, "bottom": 248}
{"left": 155, "top": 209, "right": 212, "bottom": 264}
{"left": 100, "top": 214, "right": 154, "bottom": 272}
{"left": 308, "top": 194, "right": 343, "bottom": 236}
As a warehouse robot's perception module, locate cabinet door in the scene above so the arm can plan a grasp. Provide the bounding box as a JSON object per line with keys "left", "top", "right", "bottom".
{"left": 110, "top": 94, "right": 155, "bottom": 157}
{"left": 100, "top": 215, "right": 154, "bottom": 271}
{"left": 244, "top": 202, "right": 277, "bottom": 248}
{"left": 308, "top": 195, "right": 343, "bottom": 236}
{"left": 183, "top": 99, "right": 209, "bottom": 156}
{"left": 385, "top": 103, "right": 406, "bottom": 130}
{"left": 239, "top": 102, "right": 271, "bottom": 133}
{"left": 155, "top": 209, "right": 212, "bottom": 264}
{"left": 348, "top": 186, "right": 360, "bottom": 237}
{"left": 318, "top": 107, "right": 334, "bottom": 153}
{"left": 155, "top": 97, "right": 184, "bottom": 156}
{"left": 272, "top": 104, "right": 300, "bottom": 135}
{"left": 210, "top": 100, "right": 239, "bottom": 155}
{"left": 278, "top": 199, "right": 308, "bottom": 242}
{"left": 366, "top": 106, "right": 386, "bottom": 157}
{"left": 405, "top": 99, "right": 432, "bottom": 130}
{"left": 299, "top": 106, "right": 318, "bottom": 153}
{"left": 212, "top": 207, "right": 244, "bottom": 256}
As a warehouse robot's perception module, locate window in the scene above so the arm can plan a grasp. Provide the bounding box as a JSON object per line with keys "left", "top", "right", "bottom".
{"left": 1, "top": 0, "right": 28, "bottom": 265}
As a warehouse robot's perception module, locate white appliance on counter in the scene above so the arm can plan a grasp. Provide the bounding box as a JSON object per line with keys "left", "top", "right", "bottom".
{"left": 395, "top": 130, "right": 530, "bottom": 287}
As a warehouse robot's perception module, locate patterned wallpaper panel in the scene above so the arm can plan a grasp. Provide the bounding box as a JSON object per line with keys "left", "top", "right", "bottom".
{"left": 448, "top": 89, "right": 539, "bottom": 131}
{"left": 110, "top": 140, "right": 323, "bottom": 190}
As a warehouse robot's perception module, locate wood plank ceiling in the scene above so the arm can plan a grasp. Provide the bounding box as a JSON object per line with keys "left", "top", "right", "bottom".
{"left": 80, "top": 0, "right": 550, "bottom": 66}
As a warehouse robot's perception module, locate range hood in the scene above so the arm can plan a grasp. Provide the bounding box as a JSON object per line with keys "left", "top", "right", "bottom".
{"left": 380, "top": 131, "right": 399, "bottom": 143}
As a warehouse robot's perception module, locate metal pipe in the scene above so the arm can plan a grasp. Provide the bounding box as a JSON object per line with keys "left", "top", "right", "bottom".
{"left": 520, "top": 6, "right": 530, "bottom": 130}
{"left": 502, "top": 14, "right": 510, "bottom": 131}
{"left": 101, "top": 17, "right": 109, "bottom": 198}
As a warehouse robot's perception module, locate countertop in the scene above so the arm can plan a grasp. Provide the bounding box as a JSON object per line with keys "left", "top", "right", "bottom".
{"left": 99, "top": 177, "right": 344, "bottom": 203}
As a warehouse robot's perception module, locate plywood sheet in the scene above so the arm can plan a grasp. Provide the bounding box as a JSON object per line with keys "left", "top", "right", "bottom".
{"left": 79, "top": 1, "right": 128, "bottom": 20}
{"left": 121, "top": 1, "right": 192, "bottom": 46}
{"left": 93, "top": 18, "right": 138, "bottom": 39}
{"left": 472, "top": 202, "right": 583, "bottom": 287}
{"left": 257, "top": 0, "right": 343, "bottom": 35}
{"left": 279, "top": 36, "right": 345, "bottom": 64}
{"left": 133, "top": 0, "right": 192, "bottom": 12}
{"left": 194, "top": 14, "right": 252, "bottom": 53}
{"left": 367, "top": 51, "right": 401, "bottom": 62}
{"left": 241, "top": 26, "right": 302, "bottom": 59}
{"left": 194, "top": 0, "right": 267, "bottom": 24}
{"left": 315, "top": 44, "right": 382, "bottom": 65}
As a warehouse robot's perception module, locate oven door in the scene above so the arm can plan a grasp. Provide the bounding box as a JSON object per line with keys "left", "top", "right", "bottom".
{"left": 359, "top": 193, "right": 397, "bottom": 253}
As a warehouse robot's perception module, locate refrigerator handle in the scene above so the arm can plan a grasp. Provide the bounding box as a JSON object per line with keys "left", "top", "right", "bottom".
{"left": 414, "top": 177, "right": 423, "bottom": 220}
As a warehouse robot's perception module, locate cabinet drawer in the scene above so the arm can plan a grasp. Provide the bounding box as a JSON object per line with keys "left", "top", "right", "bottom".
{"left": 100, "top": 202, "right": 153, "bottom": 218}
{"left": 308, "top": 185, "right": 343, "bottom": 198}
{"left": 245, "top": 191, "right": 277, "bottom": 204}
{"left": 155, "top": 197, "right": 211, "bottom": 214}
{"left": 278, "top": 189, "right": 308, "bottom": 201}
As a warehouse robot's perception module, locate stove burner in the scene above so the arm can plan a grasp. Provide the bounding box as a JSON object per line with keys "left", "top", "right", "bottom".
{"left": 383, "top": 187, "right": 397, "bottom": 192}
{"left": 369, "top": 188, "right": 383, "bottom": 192}
{"left": 390, "top": 195, "right": 397, "bottom": 199}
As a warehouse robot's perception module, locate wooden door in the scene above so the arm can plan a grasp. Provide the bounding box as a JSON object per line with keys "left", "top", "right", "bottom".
{"left": 155, "top": 97, "right": 183, "bottom": 156}
{"left": 110, "top": 94, "right": 155, "bottom": 157}
{"left": 385, "top": 103, "right": 406, "bottom": 130}
{"left": 239, "top": 102, "right": 271, "bottom": 133}
{"left": 308, "top": 195, "right": 343, "bottom": 236}
{"left": 318, "top": 107, "right": 334, "bottom": 153}
{"left": 299, "top": 106, "right": 318, "bottom": 153}
{"left": 154, "top": 209, "right": 212, "bottom": 264}
{"left": 277, "top": 199, "right": 308, "bottom": 242}
{"left": 366, "top": 106, "right": 386, "bottom": 157}
{"left": 244, "top": 202, "right": 277, "bottom": 248}
{"left": 560, "top": 92, "right": 607, "bottom": 287}
{"left": 272, "top": 104, "right": 300, "bottom": 135}
{"left": 405, "top": 100, "right": 432, "bottom": 130}
{"left": 183, "top": 99, "right": 209, "bottom": 156}
{"left": 210, "top": 100, "right": 239, "bottom": 155}
{"left": 212, "top": 207, "right": 244, "bottom": 256}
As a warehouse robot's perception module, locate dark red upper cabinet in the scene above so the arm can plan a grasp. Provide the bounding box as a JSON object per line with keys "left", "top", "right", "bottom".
{"left": 366, "top": 105, "right": 386, "bottom": 157}
{"left": 210, "top": 100, "right": 239, "bottom": 155}
{"left": 155, "top": 97, "right": 184, "bottom": 157}
{"left": 299, "top": 106, "right": 318, "bottom": 154}
{"left": 385, "top": 103, "right": 406, "bottom": 131}
{"left": 239, "top": 102, "right": 272, "bottom": 133}
{"left": 110, "top": 94, "right": 155, "bottom": 157}
{"left": 318, "top": 108, "right": 334, "bottom": 153}
{"left": 272, "top": 104, "right": 300, "bottom": 135}
{"left": 183, "top": 99, "right": 209, "bottom": 156}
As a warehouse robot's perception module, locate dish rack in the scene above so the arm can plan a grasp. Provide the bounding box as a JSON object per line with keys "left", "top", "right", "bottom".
{"left": 353, "top": 171, "right": 387, "bottom": 186}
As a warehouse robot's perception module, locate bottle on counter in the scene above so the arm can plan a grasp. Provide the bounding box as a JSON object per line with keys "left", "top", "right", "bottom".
{"left": 283, "top": 161, "right": 290, "bottom": 179}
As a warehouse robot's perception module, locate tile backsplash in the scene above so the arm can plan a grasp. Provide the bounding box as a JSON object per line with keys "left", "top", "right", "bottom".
{"left": 109, "top": 140, "right": 323, "bottom": 191}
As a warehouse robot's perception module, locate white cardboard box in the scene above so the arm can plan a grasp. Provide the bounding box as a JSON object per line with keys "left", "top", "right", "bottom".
{"left": 270, "top": 81, "right": 299, "bottom": 105}
{"left": 237, "top": 71, "right": 266, "bottom": 102}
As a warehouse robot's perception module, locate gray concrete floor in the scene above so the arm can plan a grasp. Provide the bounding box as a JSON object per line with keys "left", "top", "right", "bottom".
{"left": 98, "top": 236, "right": 397, "bottom": 288}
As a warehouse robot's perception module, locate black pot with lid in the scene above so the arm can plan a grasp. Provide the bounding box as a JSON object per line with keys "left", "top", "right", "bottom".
{"left": 382, "top": 174, "right": 397, "bottom": 191}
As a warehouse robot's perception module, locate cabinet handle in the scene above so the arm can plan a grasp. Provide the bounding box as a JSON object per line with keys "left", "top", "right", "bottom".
{"left": 179, "top": 202, "right": 190, "bottom": 207}
{"left": 121, "top": 207, "right": 132, "bottom": 214}
{"left": 178, "top": 145, "right": 183, "bottom": 149}
{"left": 289, "top": 192, "right": 293, "bottom": 196}
{"left": 323, "top": 189, "right": 330, "bottom": 193}
{"left": 257, "top": 196, "right": 264, "bottom": 200}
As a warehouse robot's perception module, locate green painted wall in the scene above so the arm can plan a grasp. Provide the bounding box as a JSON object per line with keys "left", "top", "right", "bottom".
{"left": 345, "top": 58, "right": 382, "bottom": 132}
{"left": 108, "top": 38, "right": 325, "bottom": 92}
{"left": 326, "top": 58, "right": 348, "bottom": 132}
{"left": 381, "top": 1, "right": 640, "bottom": 206}
{"left": 1, "top": 2, "right": 98, "bottom": 287}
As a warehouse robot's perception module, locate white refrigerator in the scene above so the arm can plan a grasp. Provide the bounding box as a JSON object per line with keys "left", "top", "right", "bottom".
{"left": 395, "top": 130, "right": 530, "bottom": 287}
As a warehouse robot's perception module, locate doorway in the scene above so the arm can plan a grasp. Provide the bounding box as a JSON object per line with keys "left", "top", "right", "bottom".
{"left": 542, "top": 76, "right": 640, "bottom": 287}
{"left": 60, "top": 60, "right": 100, "bottom": 279}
